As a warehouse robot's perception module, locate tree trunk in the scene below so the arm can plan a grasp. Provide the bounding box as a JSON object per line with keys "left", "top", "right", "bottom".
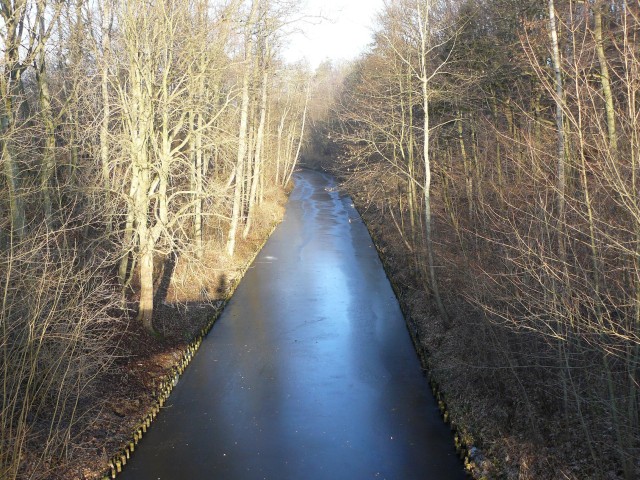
{"left": 100, "top": 0, "right": 113, "bottom": 229}
{"left": 594, "top": 1, "right": 617, "bottom": 154}
{"left": 284, "top": 83, "right": 309, "bottom": 186}
{"left": 243, "top": 61, "right": 269, "bottom": 239}
{"left": 490, "top": 93, "right": 503, "bottom": 188}
{"left": 275, "top": 105, "right": 289, "bottom": 185}
{"left": 194, "top": 112, "right": 204, "bottom": 258}
{"left": 118, "top": 170, "right": 138, "bottom": 288}
{"left": 0, "top": 99, "right": 25, "bottom": 238}
{"left": 457, "top": 112, "right": 473, "bottom": 219}
{"left": 0, "top": 3, "right": 28, "bottom": 239}
{"left": 418, "top": 0, "right": 448, "bottom": 325}
{"left": 133, "top": 147, "right": 153, "bottom": 331}
{"left": 227, "top": 0, "right": 258, "bottom": 257}
{"left": 36, "top": 14, "right": 56, "bottom": 227}
{"left": 121, "top": 4, "right": 156, "bottom": 332}
{"left": 549, "top": 0, "right": 566, "bottom": 253}
{"left": 138, "top": 236, "right": 155, "bottom": 333}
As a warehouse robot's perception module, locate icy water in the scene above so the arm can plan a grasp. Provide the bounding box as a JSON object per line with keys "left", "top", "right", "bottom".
{"left": 119, "top": 170, "right": 466, "bottom": 479}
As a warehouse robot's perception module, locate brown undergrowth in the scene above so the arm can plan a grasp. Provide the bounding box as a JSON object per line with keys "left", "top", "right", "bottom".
{"left": 45, "top": 190, "right": 288, "bottom": 480}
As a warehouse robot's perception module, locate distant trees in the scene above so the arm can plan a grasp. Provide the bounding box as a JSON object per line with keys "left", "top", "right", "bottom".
{"left": 0, "top": 0, "right": 310, "bottom": 476}
{"left": 338, "top": 0, "right": 457, "bottom": 321}
{"left": 328, "top": 0, "right": 640, "bottom": 477}
{"left": 226, "top": 0, "right": 307, "bottom": 254}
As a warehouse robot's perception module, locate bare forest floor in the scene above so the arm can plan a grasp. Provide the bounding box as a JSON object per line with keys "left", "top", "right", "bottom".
{"left": 348, "top": 192, "right": 631, "bottom": 480}
{"left": 41, "top": 189, "right": 289, "bottom": 480}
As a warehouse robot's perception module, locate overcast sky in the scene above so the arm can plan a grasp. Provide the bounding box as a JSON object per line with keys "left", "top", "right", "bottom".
{"left": 283, "top": 0, "right": 385, "bottom": 69}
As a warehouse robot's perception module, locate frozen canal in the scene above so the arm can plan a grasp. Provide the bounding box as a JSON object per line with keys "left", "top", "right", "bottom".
{"left": 120, "top": 169, "right": 466, "bottom": 479}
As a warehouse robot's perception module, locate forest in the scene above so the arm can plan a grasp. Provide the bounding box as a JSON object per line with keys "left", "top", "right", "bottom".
{"left": 1, "top": 0, "right": 639, "bottom": 478}
{"left": 306, "top": 0, "right": 640, "bottom": 478}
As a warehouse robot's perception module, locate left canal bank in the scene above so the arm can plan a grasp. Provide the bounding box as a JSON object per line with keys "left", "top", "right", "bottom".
{"left": 51, "top": 187, "right": 290, "bottom": 480}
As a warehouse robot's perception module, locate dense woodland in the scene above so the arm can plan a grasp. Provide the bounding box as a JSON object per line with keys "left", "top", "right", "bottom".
{"left": 2, "top": 0, "right": 640, "bottom": 478}
{"left": 306, "top": 0, "right": 640, "bottom": 478}
{"left": 0, "top": 0, "right": 309, "bottom": 477}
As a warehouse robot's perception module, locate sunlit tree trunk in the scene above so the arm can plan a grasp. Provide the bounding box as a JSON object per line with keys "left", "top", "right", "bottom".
{"left": 131, "top": 76, "right": 154, "bottom": 332}
{"left": 457, "top": 111, "right": 473, "bottom": 219}
{"left": 192, "top": 50, "right": 206, "bottom": 258}
{"left": 119, "top": 2, "right": 156, "bottom": 332}
{"left": 548, "top": 0, "right": 566, "bottom": 244}
{"left": 284, "top": 82, "right": 308, "bottom": 186}
{"left": 192, "top": 109, "right": 205, "bottom": 258}
{"left": 118, "top": 174, "right": 138, "bottom": 288}
{"left": 407, "top": 70, "right": 417, "bottom": 245}
{"left": 275, "top": 104, "right": 289, "bottom": 185}
{"left": 244, "top": 50, "right": 269, "bottom": 239}
{"left": 227, "top": 0, "right": 258, "bottom": 257}
{"left": 417, "top": 0, "right": 448, "bottom": 324}
{"left": 100, "top": 0, "right": 114, "bottom": 225}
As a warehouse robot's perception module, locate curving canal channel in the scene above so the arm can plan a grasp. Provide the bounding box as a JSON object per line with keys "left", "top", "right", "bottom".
{"left": 120, "top": 169, "right": 466, "bottom": 479}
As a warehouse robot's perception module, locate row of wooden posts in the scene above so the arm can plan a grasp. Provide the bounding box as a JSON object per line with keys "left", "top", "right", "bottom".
{"left": 104, "top": 314, "right": 213, "bottom": 479}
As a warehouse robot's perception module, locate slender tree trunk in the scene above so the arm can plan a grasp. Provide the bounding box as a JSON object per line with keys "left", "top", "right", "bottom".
{"left": 227, "top": 0, "right": 258, "bottom": 257}
{"left": 284, "top": 83, "right": 309, "bottom": 186}
{"left": 549, "top": 0, "right": 566, "bottom": 243}
{"left": 275, "top": 105, "right": 289, "bottom": 185}
{"left": 190, "top": 30, "right": 207, "bottom": 259}
{"left": 158, "top": 67, "right": 172, "bottom": 232}
{"left": 1, "top": 92, "right": 25, "bottom": 239}
{"left": 457, "top": 111, "right": 473, "bottom": 218}
{"left": 194, "top": 111, "right": 204, "bottom": 258}
{"left": 36, "top": 14, "right": 56, "bottom": 227}
{"left": 244, "top": 60, "right": 269, "bottom": 239}
{"left": 625, "top": 11, "right": 640, "bottom": 455}
{"left": 418, "top": 0, "right": 448, "bottom": 325}
{"left": 258, "top": 104, "right": 269, "bottom": 204}
{"left": 490, "top": 93, "right": 503, "bottom": 188}
{"left": 244, "top": 95, "right": 258, "bottom": 221}
{"left": 407, "top": 73, "right": 417, "bottom": 243}
{"left": 0, "top": 3, "right": 28, "bottom": 239}
{"left": 100, "top": 0, "right": 113, "bottom": 230}
{"left": 400, "top": 63, "right": 417, "bottom": 244}
{"left": 284, "top": 123, "right": 296, "bottom": 181}
{"left": 64, "top": 0, "right": 83, "bottom": 187}
{"left": 594, "top": 1, "right": 617, "bottom": 154}
{"left": 470, "top": 119, "right": 484, "bottom": 221}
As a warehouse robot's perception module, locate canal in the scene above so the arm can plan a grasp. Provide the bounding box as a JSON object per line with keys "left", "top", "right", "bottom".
{"left": 120, "top": 169, "right": 466, "bottom": 479}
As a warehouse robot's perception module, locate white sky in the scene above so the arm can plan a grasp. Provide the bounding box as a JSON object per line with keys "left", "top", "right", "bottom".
{"left": 283, "top": 0, "right": 385, "bottom": 69}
